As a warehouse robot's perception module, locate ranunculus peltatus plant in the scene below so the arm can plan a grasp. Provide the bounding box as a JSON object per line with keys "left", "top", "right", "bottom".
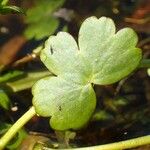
{"left": 1, "top": 16, "right": 150, "bottom": 150}
{"left": 32, "top": 16, "right": 141, "bottom": 130}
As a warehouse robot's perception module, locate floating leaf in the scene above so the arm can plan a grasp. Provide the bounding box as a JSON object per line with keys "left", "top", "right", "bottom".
{"left": 33, "top": 77, "right": 96, "bottom": 130}
{"left": 78, "top": 17, "right": 141, "bottom": 84}
{"left": 24, "top": 0, "right": 65, "bottom": 40}
{"left": 32, "top": 16, "right": 142, "bottom": 130}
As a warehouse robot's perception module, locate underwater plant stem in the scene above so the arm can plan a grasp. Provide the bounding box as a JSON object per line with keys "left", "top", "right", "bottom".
{"left": 73, "top": 135, "right": 150, "bottom": 150}
{"left": 0, "top": 106, "right": 36, "bottom": 150}
{"left": 139, "top": 59, "right": 150, "bottom": 68}
{"left": 0, "top": 107, "right": 150, "bottom": 150}
{"left": 46, "top": 135, "right": 150, "bottom": 150}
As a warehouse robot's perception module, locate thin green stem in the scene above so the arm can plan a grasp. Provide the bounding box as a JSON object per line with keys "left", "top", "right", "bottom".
{"left": 46, "top": 135, "right": 150, "bottom": 150}
{"left": 139, "top": 59, "right": 150, "bottom": 68}
{"left": 0, "top": 106, "right": 150, "bottom": 150}
{"left": 0, "top": 106, "right": 36, "bottom": 150}
{"left": 74, "top": 135, "right": 150, "bottom": 150}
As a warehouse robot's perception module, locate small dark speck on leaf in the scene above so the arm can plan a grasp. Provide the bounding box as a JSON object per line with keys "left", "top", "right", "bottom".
{"left": 50, "top": 46, "right": 54, "bottom": 55}
{"left": 59, "top": 106, "right": 62, "bottom": 111}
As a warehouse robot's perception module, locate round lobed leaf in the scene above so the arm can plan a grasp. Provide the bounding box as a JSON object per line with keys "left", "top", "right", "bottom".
{"left": 32, "top": 16, "right": 142, "bottom": 130}
{"left": 32, "top": 77, "right": 96, "bottom": 130}
{"left": 78, "top": 17, "right": 141, "bottom": 84}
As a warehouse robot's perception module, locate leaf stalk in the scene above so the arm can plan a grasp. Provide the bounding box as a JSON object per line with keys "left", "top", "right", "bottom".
{"left": 0, "top": 106, "right": 36, "bottom": 149}
{"left": 47, "top": 135, "right": 150, "bottom": 150}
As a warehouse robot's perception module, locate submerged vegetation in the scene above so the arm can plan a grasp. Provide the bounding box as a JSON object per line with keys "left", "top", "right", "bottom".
{"left": 0, "top": 0, "right": 150, "bottom": 149}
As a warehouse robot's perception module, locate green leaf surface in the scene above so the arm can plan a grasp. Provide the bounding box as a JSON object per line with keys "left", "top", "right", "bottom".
{"left": 25, "top": 0, "right": 65, "bottom": 40}
{"left": 32, "top": 16, "right": 142, "bottom": 130}
{"left": 78, "top": 17, "right": 141, "bottom": 84}
{"left": 24, "top": 17, "right": 59, "bottom": 40}
{"left": 41, "top": 32, "right": 90, "bottom": 84}
{"left": 0, "top": 90, "right": 10, "bottom": 110}
{"left": 33, "top": 77, "right": 96, "bottom": 130}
